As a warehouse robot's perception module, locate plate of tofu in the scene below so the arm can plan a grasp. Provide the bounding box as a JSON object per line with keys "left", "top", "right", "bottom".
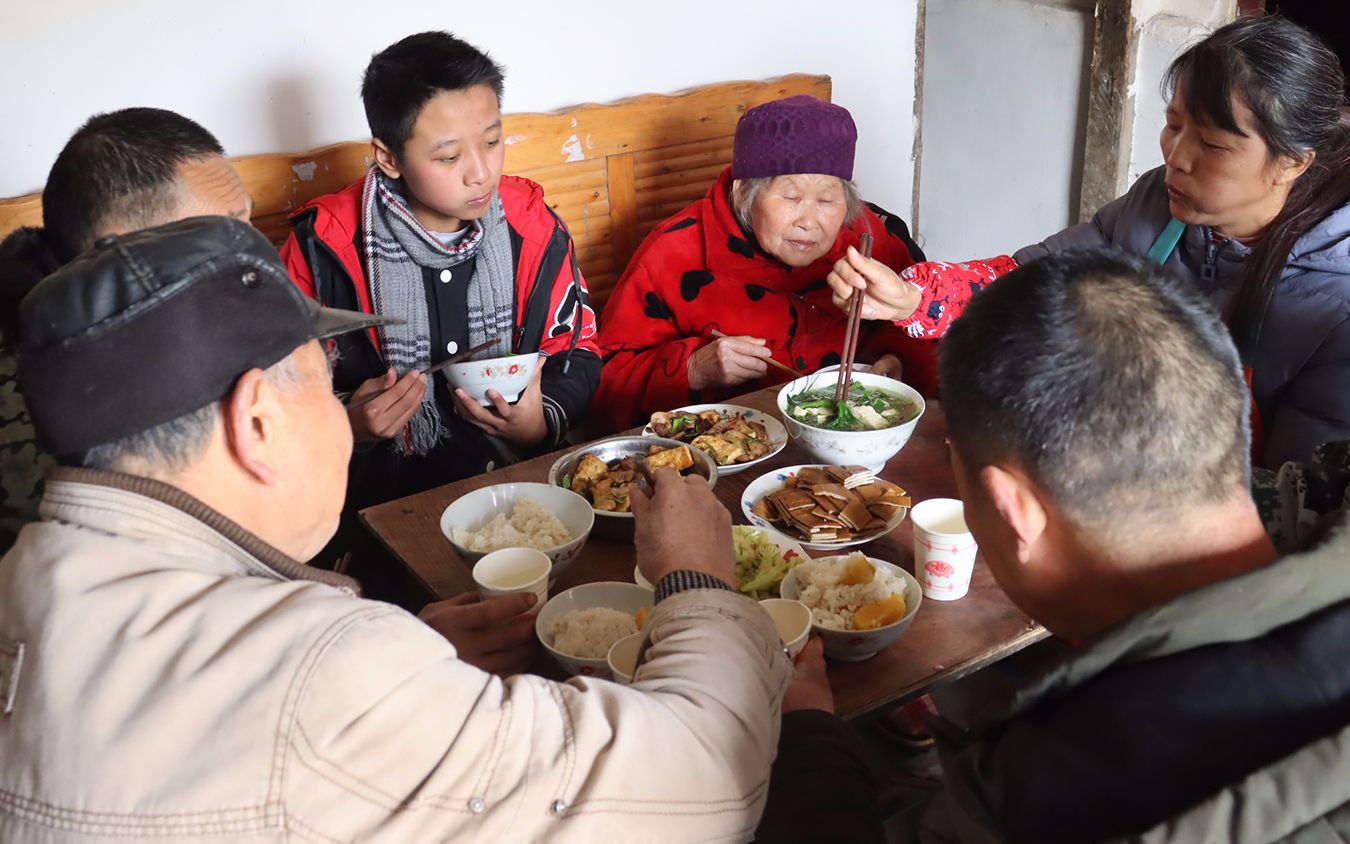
{"left": 547, "top": 436, "right": 718, "bottom": 521}
{"left": 643, "top": 404, "right": 788, "bottom": 476}
{"left": 742, "top": 464, "right": 911, "bottom": 550}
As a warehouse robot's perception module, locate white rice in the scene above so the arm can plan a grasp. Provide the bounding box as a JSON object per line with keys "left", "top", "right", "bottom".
{"left": 453, "top": 497, "right": 572, "bottom": 552}
{"left": 548, "top": 608, "right": 639, "bottom": 659}
{"left": 793, "top": 555, "right": 906, "bottom": 631}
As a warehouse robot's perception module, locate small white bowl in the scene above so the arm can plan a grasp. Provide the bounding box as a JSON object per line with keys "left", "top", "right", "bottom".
{"left": 633, "top": 565, "right": 655, "bottom": 591}
{"left": 780, "top": 555, "right": 922, "bottom": 662}
{"left": 641, "top": 403, "right": 788, "bottom": 476}
{"left": 777, "top": 371, "right": 925, "bottom": 472}
{"left": 536, "top": 582, "right": 654, "bottom": 678}
{"left": 758, "top": 598, "right": 812, "bottom": 657}
{"left": 441, "top": 352, "right": 540, "bottom": 406}
{"left": 607, "top": 632, "right": 646, "bottom": 685}
{"left": 741, "top": 465, "right": 910, "bottom": 551}
{"left": 440, "top": 482, "right": 594, "bottom": 582}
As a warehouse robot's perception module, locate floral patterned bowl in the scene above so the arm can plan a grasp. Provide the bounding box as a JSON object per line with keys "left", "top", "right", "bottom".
{"left": 441, "top": 352, "right": 540, "bottom": 406}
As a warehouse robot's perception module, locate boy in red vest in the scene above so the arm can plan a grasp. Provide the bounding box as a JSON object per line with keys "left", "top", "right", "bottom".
{"left": 281, "top": 32, "right": 600, "bottom": 514}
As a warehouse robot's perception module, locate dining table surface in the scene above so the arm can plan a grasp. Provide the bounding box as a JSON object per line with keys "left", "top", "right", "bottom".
{"left": 360, "top": 386, "right": 1047, "bottom": 721}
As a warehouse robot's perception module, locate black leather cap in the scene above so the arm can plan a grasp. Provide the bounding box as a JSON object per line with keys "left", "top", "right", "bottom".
{"left": 18, "top": 215, "right": 396, "bottom": 455}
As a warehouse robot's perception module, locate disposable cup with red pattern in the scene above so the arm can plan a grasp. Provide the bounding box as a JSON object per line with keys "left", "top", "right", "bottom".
{"left": 911, "top": 498, "right": 978, "bottom": 601}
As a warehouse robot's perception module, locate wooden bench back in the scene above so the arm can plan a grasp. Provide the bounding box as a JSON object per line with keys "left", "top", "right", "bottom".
{"left": 0, "top": 74, "right": 830, "bottom": 307}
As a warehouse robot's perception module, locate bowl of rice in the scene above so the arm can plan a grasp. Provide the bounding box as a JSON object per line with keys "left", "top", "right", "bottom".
{"left": 440, "top": 483, "right": 594, "bottom": 581}
{"left": 536, "top": 582, "right": 655, "bottom": 678}
{"left": 780, "top": 553, "right": 922, "bottom": 661}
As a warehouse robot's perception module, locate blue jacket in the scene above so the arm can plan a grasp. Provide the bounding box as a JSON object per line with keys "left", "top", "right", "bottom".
{"left": 1016, "top": 166, "right": 1350, "bottom": 468}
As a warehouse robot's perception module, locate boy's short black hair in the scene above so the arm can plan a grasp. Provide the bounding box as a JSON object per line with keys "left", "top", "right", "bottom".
{"left": 42, "top": 107, "right": 224, "bottom": 263}
{"left": 939, "top": 249, "right": 1250, "bottom": 530}
{"left": 361, "top": 31, "right": 506, "bottom": 160}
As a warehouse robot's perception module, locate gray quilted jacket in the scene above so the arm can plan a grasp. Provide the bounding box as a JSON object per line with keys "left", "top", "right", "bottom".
{"left": 1016, "top": 166, "right": 1350, "bottom": 469}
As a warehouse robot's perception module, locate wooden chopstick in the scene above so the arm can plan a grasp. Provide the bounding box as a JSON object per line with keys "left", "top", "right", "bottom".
{"left": 708, "top": 329, "right": 802, "bottom": 377}
{"left": 421, "top": 339, "right": 498, "bottom": 376}
{"left": 347, "top": 339, "right": 500, "bottom": 409}
{"left": 836, "top": 233, "right": 873, "bottom": 402}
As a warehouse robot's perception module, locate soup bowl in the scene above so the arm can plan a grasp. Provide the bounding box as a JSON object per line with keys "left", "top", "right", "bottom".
{"left": 776, "top": 371, "right": 925, "bottom": 472}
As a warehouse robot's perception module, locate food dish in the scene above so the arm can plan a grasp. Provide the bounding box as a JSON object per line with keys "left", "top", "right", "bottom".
{"left": 780, "top": 554, "right": 922, "bottom": 661}
{"left": 742, "top": 464, "right": 911, "bottom": 550}
{"left": 565, "top": 443, "right": 694, "bottom": 512}
{"left": 776, "top": 372, "right": 926, "bottom": 471}
{"left": 643, "top": 404, "right": 787, "bottom": 475}
{"left": 784, "top": 382, "right": 920, "bottom": 431}
{"left": 535, "top": 582, "right": 655, "bottom": 678}
{"left": 547, "top": 437, "right": 717, "bottom": 528}
{"left": 438, "top": 482, "right": 594, "bottom": 580}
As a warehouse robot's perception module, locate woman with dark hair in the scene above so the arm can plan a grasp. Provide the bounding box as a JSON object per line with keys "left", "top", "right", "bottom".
{"left": 830, "top": 15, "right": 1350, "bottom": 469}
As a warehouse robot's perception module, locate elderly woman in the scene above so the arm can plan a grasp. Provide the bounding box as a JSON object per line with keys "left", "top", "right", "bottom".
{"left": 829, "top": 17, "right": 1350, "bottom": 469}
{"left": 592, "top": 95, "right": 934, "bottom": 429}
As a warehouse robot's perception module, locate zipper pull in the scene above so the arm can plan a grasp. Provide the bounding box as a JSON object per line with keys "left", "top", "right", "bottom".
{"left": 1201, "top": 239, "right": 1218, "bottom": 282}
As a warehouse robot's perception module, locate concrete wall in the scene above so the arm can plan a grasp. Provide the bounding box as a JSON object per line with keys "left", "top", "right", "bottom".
{"left": 1127, "top": 0, "right": 1238, "bottom": 183}
{"left": 914, "top": 0, "right": 1096, "bottom": 259}
{"left": 0, "top": 0, "right": 921, "bottom": 215}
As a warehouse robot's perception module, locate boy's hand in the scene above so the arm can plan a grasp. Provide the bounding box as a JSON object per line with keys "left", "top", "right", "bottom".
{"left": 348, "top": 367, "right": 425, "bottom": 442}
{"left": 452, "top": 365, "right": 548, "bottom": 446}
{"left": 418, "top": 592, "right": 537, "bottom": 676}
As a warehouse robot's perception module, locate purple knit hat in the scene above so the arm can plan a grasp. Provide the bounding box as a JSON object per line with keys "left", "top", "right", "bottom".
{"left": 731, "top": 95, "right": 858, "bottom": 181}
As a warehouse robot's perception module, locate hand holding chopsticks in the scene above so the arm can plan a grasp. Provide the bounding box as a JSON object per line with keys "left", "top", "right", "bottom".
{"left": 708, "top": 330, "right": 802, "bottom": 378}
{"left": 835, "top": 233, "right": 873, "bottom": 403}
{"left": 825, "top": 239, "right": 924, "bottom": 322}
{"left": 347, "top": 338, "right": 497, "bottom": 413}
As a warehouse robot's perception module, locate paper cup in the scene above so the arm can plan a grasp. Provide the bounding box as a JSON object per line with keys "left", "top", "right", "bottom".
{"left": 472, "top": 547, "right": 551, "bottom": 614}
{"left": 758, "top": 598, "right": 812, "bottom": 657}
{"left": 911, "top": 498, "right": 978, "bottom": 601}
{"left": 607, "top": 632, "right": 645, "bottom": 685}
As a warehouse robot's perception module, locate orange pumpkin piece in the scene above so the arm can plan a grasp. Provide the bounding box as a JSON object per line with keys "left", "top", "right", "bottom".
{"left": 853, "top": 593, "right": 907, "bottom": 630}
{"left": 838, "top": 554, "right": 876, "bottom": 586}
{"left": 635, "top": 606, "right": 650, "bottom": 630}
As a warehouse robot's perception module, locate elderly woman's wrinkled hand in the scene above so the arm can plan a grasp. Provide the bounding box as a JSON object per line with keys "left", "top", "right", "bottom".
{"left": 687, "top": 335, "right": 773, "bottom": 391}
{"left": 827, "top": 246, "right": 923, "bottom": 322}
{"left": 631, "top": 467, "right": 736, "bottom": 588}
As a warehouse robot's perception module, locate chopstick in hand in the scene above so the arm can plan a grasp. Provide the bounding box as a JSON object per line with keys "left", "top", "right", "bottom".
{"left": 347, "top": 339, "right": 499, "bottom": 409}
{"left": 421, "top": 339, "right": 498, "bottom": 376}
{"left": 708, "top": 329, "right": 802, "bottom": 377}
{"left": 835, "top": 233, "right": 873, "bottom": 402}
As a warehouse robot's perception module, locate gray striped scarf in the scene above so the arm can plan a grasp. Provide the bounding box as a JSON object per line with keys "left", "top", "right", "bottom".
{"left": 361, "top": 167, "right": 516, "bottom": 455}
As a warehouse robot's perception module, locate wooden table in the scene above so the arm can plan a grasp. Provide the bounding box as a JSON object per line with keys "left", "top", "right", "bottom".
{"left": 361, "top": 389, "right": 1046, "bottom": 721}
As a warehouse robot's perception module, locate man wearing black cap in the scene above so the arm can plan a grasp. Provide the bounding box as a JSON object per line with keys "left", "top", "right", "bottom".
{"left": 0, "top": 216, "right": 790, "bottom": 841}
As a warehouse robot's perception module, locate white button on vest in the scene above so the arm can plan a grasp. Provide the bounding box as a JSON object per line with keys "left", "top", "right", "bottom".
{"left": 439, "top": 269, "right": 452, "bottom": 283}
{"left": 446, "top": 341, "right": 458, "bottom": 355}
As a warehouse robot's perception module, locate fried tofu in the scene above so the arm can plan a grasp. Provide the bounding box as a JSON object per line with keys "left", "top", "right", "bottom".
{"left": 646, "top": 444, "right": 694, "bottom": 472}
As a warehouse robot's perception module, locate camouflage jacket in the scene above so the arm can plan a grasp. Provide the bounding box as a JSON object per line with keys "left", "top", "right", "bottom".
{"left": 1253, "top": 438, "right": 1350, "bottom": 554}
{"left": 0, "top": 328, "right": 55, "bottom": 553}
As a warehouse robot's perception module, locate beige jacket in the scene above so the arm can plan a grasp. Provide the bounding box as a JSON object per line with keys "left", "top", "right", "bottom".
{"left": 0, "top": 470, "right": 791, "bottom": 843}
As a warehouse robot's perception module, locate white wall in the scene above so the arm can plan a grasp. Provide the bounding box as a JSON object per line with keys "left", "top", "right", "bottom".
{"left": 1, "top": 0, "right": 920, "bottom": 217}
{"left": 1127, "top": 0, "right": 1237, "bottom": 183}
{"left": 915, "top": 0, "right": 1095, "bottom": 259}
